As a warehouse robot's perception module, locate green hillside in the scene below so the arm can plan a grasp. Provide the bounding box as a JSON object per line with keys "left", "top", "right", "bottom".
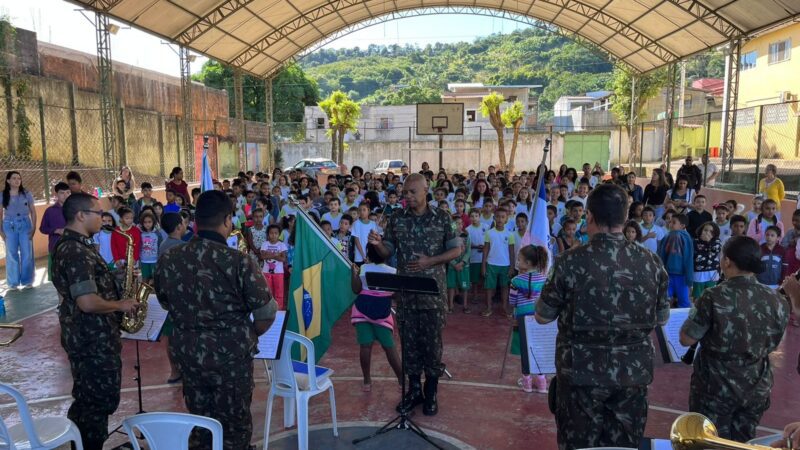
{"left": 301, "top": 27, "right": 723, "bottom": 121}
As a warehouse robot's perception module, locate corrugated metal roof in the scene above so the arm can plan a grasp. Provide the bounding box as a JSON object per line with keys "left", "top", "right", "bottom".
{"left": 65, "top": 0, "right": 800, "bottom": 78}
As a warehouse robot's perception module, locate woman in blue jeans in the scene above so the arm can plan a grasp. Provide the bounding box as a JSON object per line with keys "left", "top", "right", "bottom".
{"left": 1, "top": 171, "right": 37, "bottom": 289}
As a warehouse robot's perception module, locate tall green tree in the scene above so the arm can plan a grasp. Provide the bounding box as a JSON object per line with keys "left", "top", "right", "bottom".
{"left": 501, "top": 101, "right": 525, "bottom": 174}
{"left": 610, "top": 65, "right": 668, "bottom": 168}
{"left": 480, "top": 92, "right": 506, "bottom": 170}
{"left": 318, "top": 91, "right": 361, "bottom": 164}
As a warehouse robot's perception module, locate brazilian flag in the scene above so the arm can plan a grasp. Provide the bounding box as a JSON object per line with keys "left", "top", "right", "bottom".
{"left": 288, "top": 209, "right": 355, "bottom": 362}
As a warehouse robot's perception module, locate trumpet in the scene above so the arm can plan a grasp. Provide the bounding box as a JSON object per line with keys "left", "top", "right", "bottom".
{"left": 0, "top": 324, "right": 23, "bottom": 346}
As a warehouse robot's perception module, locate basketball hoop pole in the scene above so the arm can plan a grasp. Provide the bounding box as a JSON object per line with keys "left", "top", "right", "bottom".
{"left": 437, "top": 128, "right": 444, "bottom": 170}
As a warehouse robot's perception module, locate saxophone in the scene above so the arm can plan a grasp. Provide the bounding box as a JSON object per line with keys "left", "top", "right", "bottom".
{"left": 110, "top": 226, "right": 154, "bottom": 333}
{"left": 229, "top": 229, "right": 250, "bottom": 254}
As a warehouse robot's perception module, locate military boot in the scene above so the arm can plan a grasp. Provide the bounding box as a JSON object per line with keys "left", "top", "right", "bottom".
{"left": 396, "top": 374, "right": 424, "bottom": 414}
{"left": 423, "top": 376, "right": 439, "bottom": 416}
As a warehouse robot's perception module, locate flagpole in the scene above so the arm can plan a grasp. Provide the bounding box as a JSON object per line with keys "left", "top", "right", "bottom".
{"left": 528, "top": 138, "right": 551, "bottom": 223}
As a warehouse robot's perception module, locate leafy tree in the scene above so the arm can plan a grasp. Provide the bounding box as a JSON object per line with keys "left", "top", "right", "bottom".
{"left": 610, "top": 65, "right": 668, "bottom": 168}
{"left": 319, "top": 91, "right": 361, "bottom": 164}
{"left": 194, "top": 61, "right": 319, "bottom": 123}
{"left": 501, "top": 101, "right": 525, "bottom": 174}
{"left": 14, "top": 80, "right": 31, "bottom": 159}
{"left": 480, "top": 92, "right": 506, "bottom": 170}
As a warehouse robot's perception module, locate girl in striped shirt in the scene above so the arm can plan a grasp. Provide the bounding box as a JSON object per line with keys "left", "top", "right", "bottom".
{"left": 510, "top": 245, "right": 548, "bottom": 394}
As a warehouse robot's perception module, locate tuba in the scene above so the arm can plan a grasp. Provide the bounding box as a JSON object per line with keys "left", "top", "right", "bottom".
{"left": 671, "top": 413, "right": 775, "bottom": 450}
{"left": 0, "top": 324, "right": 23, "bottom": 346}
{"left": 110, "top": 226, "right": 154, "bottom": 333}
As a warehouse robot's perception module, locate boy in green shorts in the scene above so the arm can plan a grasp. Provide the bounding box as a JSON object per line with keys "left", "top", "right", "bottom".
{"left": 447, "top": 215, "right": 471, "bottom": 313}
{"left": 466, "top": 210, "right": 487, "bottom": 302}
{"left": 482, "top": 207, "right": 515, "bottom": 317}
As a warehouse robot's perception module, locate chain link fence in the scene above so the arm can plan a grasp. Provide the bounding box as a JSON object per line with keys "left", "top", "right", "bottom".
{"left": 0, "top": 93, "right": 200, "bottom": 202}
{"left": 3, "top": 89, "right": 799, "bottom": 202}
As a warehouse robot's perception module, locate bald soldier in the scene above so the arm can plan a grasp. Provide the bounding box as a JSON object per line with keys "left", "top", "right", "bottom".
{"left": 369, "top": 173, "right": 461, "bottom": 416}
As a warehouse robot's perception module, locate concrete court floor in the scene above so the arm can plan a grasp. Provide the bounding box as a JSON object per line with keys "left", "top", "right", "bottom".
{"left": 1, "top": 278, "right": 799, "bottom": 450}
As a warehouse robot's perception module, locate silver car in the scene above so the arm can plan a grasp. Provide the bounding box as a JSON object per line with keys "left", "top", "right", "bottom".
{"left": 285, "top": 158, "right": 340, "bottom": 177}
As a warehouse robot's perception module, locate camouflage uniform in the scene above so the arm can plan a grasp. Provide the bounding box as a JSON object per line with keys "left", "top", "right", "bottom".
{"left": 538, "top": 232, "right": 670, "bottom": 450}
{"left": 52, "top": 229, "right": 124, "bottom": 450}
{"left": 381, "top": 206, "right": 460, "bottom": 377}
{"left": 154, "top": 230, "right": 277, "bottom": 450}
{"left": 681, "top": 274, "right": 788, "bottom": 442}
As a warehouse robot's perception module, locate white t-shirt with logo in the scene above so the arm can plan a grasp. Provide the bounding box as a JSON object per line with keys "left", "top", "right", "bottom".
{"left": 467, "top": 224, "right": 488, "bottom": 264}
{"left": 261, "top": 240, "right": 288, "bottom": 274}
{"left": 484, "top": 228, "right": 516, "bottom": 267}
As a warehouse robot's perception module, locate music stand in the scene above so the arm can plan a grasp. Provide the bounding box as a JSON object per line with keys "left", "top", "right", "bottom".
{"left": 352, "top": 272, "right": 443, "bottom": 450}
{"left": 110, "top": 297, "right": 168, "bottom": 448}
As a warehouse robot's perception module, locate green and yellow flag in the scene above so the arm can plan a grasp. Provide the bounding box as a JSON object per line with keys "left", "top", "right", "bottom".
{"left": 288, "top": 209, "right": 355, "bottom": 362}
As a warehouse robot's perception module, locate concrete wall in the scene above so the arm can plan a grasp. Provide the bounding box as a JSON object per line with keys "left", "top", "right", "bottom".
{"left": 278, "top": 132, "right": 567, "bottom": 173}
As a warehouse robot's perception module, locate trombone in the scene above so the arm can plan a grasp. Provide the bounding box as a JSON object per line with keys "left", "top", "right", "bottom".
{"left": 0, "top": 324, "right": 23, "bottom": 346}
{"left": 672, "top": 413, "right": 777, "bottom": 450}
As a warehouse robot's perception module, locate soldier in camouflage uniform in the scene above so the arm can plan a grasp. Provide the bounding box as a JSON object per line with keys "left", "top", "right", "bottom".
{"left": 154, "top": 190, "right": 277, "bottom": 450}
{"left": 680, "top": 235, "right": 788, "bottom": 442}
{"left": 536, "top": 184, "right": 670, "bottom": 450}
{"left": 52, "top": 193, "right": 140, "bottom": 450}
{"left": 369, "top": 173, "right": 462, "bottom": 416}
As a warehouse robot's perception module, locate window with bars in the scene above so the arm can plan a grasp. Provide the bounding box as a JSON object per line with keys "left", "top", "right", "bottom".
{"left": 378, "top": 117, "right": 390, "bottom": 129}
{"left": 735, "top": 108, "right": 755, "bottom": 127}
{"left": 764, "top": 105, "right": 789, "bottom": 125}
{"left": 769, "top": 39, "right": 791, "bottom": 64}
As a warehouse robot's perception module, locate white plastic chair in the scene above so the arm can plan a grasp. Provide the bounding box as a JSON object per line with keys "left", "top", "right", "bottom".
{"left": 748, "top": 434, "right": 783, "bottom": 446}
{"left": 0, "top": 383, "right": 83, "bottom": 450}
{"left": 121, "top": 412, "right": 223, "bottom": 450}
{"left": 263, "top": 331, "right": 338, "bottom": 450}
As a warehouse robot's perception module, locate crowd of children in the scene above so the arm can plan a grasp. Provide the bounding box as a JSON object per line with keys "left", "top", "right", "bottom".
{"left": 94, "top": 160, "right": 800, "bottom": 392}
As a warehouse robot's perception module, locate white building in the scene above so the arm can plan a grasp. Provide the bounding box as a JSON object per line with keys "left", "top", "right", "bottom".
{"left": 553, "top": 90, "right": 615, "bottom": 131}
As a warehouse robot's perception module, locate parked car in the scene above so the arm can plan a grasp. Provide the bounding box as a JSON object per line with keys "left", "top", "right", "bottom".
{"left": 373, "top": 159, "right": 405, "bottom": 175}
{"left": 285, "top": 158, "right": 340, "bottom": 177}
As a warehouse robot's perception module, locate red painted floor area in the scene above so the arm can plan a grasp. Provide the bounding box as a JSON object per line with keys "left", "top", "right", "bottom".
{"left": 2, "top": 303, "right": 799, "bottom": 449}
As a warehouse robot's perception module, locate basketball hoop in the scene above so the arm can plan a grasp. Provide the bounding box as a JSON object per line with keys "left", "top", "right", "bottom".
{"left": 417, "top": 103, "right": 464, "bottom": 170}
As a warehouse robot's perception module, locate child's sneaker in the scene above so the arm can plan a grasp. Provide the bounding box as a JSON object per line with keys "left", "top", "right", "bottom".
{"left": 518, "top": 375, "right": 533, "bottom": 393}
{"left": 533, "top": 374, "right": 548, "bottom": 394}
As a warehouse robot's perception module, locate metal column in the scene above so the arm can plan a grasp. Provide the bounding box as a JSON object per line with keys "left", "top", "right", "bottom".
{"left": 264, "top": 77, "right": 274, "bottom": 172}
{"left": 720, "top": 39, "right": 741, "bottom": 180}
{"left": 179, "top": 46, "right": 195, "bottom": 179}
{"left": 233, "top": 69, "right": 245, "bottom": 171}
{"left": 95, "top": 13, "right": 116, "bottom": 186}
{"left": 629, "top": 76, "right": 638, "bottom": 170}
{"left": 664, "top": 64, "right": 677, "bottom": 169}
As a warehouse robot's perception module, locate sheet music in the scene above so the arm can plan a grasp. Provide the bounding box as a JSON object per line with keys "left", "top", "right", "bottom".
{"left": 658, "top": 307, "right": 692, "bottom": 363}
{"left": 255, "top": 311, "right": 288, "bottom": 360}
{"left": 524, "top": 316, "right": 558, "bottom": 375}
{"left": 121, "top": 295, "right": 168, "bottom": 342}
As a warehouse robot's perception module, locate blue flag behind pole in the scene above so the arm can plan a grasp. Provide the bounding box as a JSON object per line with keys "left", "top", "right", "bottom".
{"left": 200, "top": 136, "right": 214, "bottom": 192}
{"left": 523, "top": 169, "right": 553, "bottom": 268}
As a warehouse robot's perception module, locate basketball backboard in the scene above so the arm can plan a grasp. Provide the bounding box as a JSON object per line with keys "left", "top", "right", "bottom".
{"left": 416, "top": 103, "right": 464, "bottom": 135}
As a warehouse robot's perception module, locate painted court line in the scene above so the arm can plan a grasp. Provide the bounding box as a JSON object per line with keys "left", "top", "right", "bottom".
{"left": 0, "top": 375, "right": 784, "bottom": 434}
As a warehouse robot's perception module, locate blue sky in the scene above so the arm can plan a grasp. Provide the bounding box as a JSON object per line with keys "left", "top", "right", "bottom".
{"left": 0, "top": 0, "right": 528, "bottom": 77}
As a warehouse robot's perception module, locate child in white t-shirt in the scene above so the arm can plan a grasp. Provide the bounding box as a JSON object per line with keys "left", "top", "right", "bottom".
{"left": 639, "top": 206, "right": 665, "bottom": 253}
{"left": 466, "top": 210, "right": 487, "bottom": 299}
{"left": 321, "top": 197, "right": 344, "bottom": 231}
{"left": 482, "top": 207, "right": 515, "bottom": 318}
{"left": 261, "top": 224, "right": 288, "bottom": 309}
{"left": 352, "top": 203, "right": 378, "bottom": 265}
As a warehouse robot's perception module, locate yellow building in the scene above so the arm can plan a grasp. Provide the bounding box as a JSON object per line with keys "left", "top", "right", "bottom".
{"left": 734, "top": 22, "right": 800, "bottom": 159}
{"left": 738, "top": 22, "right": 800, "bottom": 106}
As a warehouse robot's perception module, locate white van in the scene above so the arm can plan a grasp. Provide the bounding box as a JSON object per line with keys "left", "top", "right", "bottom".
{"left": 373, "top": 159, "right": 405, "bottom": 175}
